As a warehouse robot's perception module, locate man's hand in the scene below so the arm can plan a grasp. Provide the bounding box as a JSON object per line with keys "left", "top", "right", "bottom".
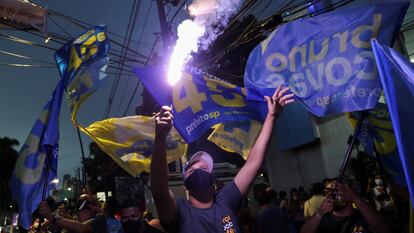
{"left": 264, "top": 86, "right": 295, "bottom": 118}
{"left": 334, "top": 182, "right": 360, "bottom": 202}
{"left": 38, "top": 201, "right": 53, "bottom": 220}
{"left": 155, "top": 106, "right": 173, "bottom": 139}
{"left": 317, "top": 198, "right": 334, "bottom": 215}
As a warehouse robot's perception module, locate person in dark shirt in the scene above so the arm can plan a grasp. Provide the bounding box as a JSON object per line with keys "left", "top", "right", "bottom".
{"left": 151, "top": 87, "right": 295, "bottom": 233}
{"left": 300, "top": 181, "right": 391, "bottom": 233}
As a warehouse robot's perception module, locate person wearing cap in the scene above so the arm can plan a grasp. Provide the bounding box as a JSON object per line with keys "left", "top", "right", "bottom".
{"left": 151, "top": 86, "right": 295, "bottom": 233}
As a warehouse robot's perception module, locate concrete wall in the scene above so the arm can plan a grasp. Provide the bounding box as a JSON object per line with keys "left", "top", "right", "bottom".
{"left": 265, "top": 115, "right": 355, "bottom": 192}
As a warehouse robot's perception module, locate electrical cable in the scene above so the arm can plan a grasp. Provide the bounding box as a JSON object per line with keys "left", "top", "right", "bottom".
{"left": 104, "top": 0, "right": 140, "bottom": 118}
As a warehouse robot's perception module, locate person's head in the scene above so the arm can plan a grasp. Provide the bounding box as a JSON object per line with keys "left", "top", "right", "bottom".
{"left": 119, "top": 199, "right": 144, "bottom": 233}
{"left": 310, "top": 182, "right": 324, "bottom": 196}
{"left": 279, "top": 190, "right": 287, "bottom": 199}
{"left": 266, "top": 186, "right": 277, "bottom": 202}
{"left": 76, "top": 194, "right": 99, "bottom": 222}
{"left": 290, "top": 188, "right": 299, "bottom": 201}
{"left": 374, "top": 174, "right": 383, "bottom": 186}
{"left": 183, "top": 151, "right": 215, "bottom": 202}
{"left": 253, "top": 183, "right": 270, "bottom": 206}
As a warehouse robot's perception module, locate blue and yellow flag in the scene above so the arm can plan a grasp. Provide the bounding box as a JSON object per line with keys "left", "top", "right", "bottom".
{"left": 10, "top": 79, "right": 65, "bottom": 230}
{"left": 208, "top": 120, "right": 262, "bottom": 160}
{"left": 371, "top": 39, "right": 414, "bottom": 204}
{"left": 245, "top": 1, "right": 409, "bottom": 116}
{"left": 54, "top": 26, "right": 110, "bottom": 123}
{"left": 135, "top": 66, "right": 268, "bottom": 143}
{"left": 346, "top": 104, "right": 406, "bottom": 187}
{"left": 80, "top": 116, "right": 187, "bottom": 176}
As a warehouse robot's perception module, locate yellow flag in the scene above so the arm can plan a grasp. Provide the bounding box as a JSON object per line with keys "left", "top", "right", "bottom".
{"left": 80, "top": 115, "right": 187, "bottom": 176}
{"left": 208, "top": 120, "right": 261, "bottom": 160}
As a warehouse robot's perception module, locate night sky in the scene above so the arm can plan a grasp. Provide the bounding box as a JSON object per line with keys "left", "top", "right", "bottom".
{"left": 0, "top": 0, "right": 290, "bottom": 180}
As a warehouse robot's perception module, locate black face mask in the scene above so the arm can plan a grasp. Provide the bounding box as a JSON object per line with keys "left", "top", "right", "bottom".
{"left": 122, "top": 220, "right": 142, "bottom": 233}
{"left": 184, "top": 169, "right": 214, "bottom": 200}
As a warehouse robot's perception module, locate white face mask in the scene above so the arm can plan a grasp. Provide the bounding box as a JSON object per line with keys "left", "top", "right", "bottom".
{"left": 375, "top": 179, "right": 383, "bottom": 186}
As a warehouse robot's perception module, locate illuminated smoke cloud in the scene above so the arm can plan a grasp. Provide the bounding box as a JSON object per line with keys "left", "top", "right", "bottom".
{"left": 167, "top": 0, "right": 243, "bottom": 85}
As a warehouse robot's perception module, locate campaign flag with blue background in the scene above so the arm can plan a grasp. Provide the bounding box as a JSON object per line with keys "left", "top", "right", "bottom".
{"left": 10, "top": 79, "right": 65, "bottom": 229}
{"left": 245, "top": 1, "right": 409, "bottom": 116}
{"left": 371, "top": 39, "right": 414, "bottom": 203}
{"left": 79, "top": 116, "right": 187, "bottom": 176}
{"left": 54, "top": 26, "right": 110, "bottom": 123}
{"left": 346, "top": 103, "right": 406, "bottom": 186}
{"left": 135, "top": 66, "right": 268, "bottom": 143}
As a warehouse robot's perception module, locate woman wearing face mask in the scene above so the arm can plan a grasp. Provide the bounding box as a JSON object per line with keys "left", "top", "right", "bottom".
{"left": 370, "top": 175, "right": 395, "bottom": 213}
{"left": 151, "top": 87, "right": 295, "bottom": 233}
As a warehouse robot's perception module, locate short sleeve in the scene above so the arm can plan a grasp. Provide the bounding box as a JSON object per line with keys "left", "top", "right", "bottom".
{"left": 216, "top": 181, "right": 243, "bottom": 212}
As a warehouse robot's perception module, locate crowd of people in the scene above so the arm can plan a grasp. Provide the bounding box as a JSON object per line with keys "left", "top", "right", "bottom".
{"left": 15, "top": 88, "right": 409, "bottom": 233}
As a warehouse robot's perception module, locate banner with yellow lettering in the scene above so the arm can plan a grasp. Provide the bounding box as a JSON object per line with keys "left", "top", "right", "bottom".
{"left": 79, "top": 116, "right": 187, "bottom": 177}
{"left": 134, "top": 66, "right": 268, "bottom": 143}
{"left": 245, "top": 1, "right": 409, "bottom": 116}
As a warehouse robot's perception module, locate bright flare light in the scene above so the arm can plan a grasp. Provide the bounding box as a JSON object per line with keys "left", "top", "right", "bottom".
{"left": 167, "top": 20, "right": 205, "bottom": 86}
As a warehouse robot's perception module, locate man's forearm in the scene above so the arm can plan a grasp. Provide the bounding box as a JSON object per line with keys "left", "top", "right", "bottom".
{"left": 55, "top": 217, "right": 92, "bottom": 233}
{"left": 354, "top": 198, "right": 391, "bottom": 233}
{"left": 300, "top": 212, "right": 323, "bottom": 233}
{"left": 151, "top": 135, "right": 170, "bottom": 201}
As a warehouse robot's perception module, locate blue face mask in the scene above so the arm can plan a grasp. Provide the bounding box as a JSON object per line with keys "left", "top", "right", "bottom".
{"left": 184, "top": 169, "right": 215, "bottom": 196}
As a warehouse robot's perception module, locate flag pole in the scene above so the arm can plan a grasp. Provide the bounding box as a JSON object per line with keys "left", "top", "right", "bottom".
{"left": 75, "top": 121, "right": 87, "bottom": 186}
{"left": 337, "top": 112, "right": 367, "bottom": 182}
{"left": 38, "top": 149, "right": 51, "bottom": 232}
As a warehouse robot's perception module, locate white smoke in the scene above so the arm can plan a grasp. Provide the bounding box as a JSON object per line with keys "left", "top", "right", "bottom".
{"left": 167, "top": 0, "right": 244, "bottom": 85}
{"left": 190, "top": 0, "right": 244, "bottom": 50}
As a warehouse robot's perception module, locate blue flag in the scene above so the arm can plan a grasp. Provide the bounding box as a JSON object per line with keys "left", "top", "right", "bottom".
{"left": 371, "top": 39, "right": 414, "bottom": 203}
{"left": 10, "top": 79, "right": 65, "bottom": 229}
{"left": 135, "top": 66, "right": 267, "bottom": 143}
{"left": 54, "top": 26, "right": 110, "bottom": 86}
{"left": 54, "top": 26, "right": 110, "bottom": 123}
{"left": 245, "top": 1, "right": 409, "bottom": 116}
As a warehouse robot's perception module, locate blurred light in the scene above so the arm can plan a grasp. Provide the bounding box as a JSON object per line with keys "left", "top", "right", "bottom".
{"left": 410, "top": 57, "right": 414, "bottom": 63}
{"left": 50, "top": 178, "right": 60, "bottom": 184}
{"left": 10, "top": 205, "right": 12, "bottom": 208}
{"left": 67, "top": 187, "right": 72, "bottom": 191}
{"left": 64, "top": 198, "right": 68, "bottom": 201}
{"left": 260, "top": 173, "right": 264, "bottom": 177}
{"left": 44, "top": 36, "right": 51, "bottom": 43}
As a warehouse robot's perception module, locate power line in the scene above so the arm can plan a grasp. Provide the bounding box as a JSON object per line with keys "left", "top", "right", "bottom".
{"left": 117, "top": 0, "right": 155, "bottom": 116}
{"left": 104, "top": 0, "right": 141, "bottom": 118}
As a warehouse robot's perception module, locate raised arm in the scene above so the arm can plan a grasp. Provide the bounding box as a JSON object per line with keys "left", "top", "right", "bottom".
{"left": 234, "top": 87, "right": 295, "bottom": 195}
{"left": 150, "top": 106, "right": 177, "bottom": 225}
{"left": 38, "top": 201, "right": 93, "bottom": 233}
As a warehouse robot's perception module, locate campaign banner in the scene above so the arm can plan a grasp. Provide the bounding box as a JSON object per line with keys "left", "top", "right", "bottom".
{"left": 245, "top": 1, "right": 409, "bottom": 116}
{"left": 0, "top": 0, "right": 47, "bottom": 33}
{"left": 55, "top": 26, "right": 110, "bottom": 87}
{"left": 10, "top": 79, "right": 65, "bottom": 229}
{"left": 372, "top": 39, "right": 414, "bottom": 203}
{"left": 80, "top": 116, "right": 187, "bottom": 176}
{"left": 135, "top": 66, "right": 268, "bottom": 143}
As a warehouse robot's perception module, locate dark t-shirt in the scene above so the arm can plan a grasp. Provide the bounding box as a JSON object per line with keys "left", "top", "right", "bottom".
{"left": 256, "top": 205, "right": 290, "bottom": 233}
{"left": 164, "top": 181, "right": 243, "bottom": 233}
{"left": 317, "top": 211, "right": 373, "bottom": 233}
